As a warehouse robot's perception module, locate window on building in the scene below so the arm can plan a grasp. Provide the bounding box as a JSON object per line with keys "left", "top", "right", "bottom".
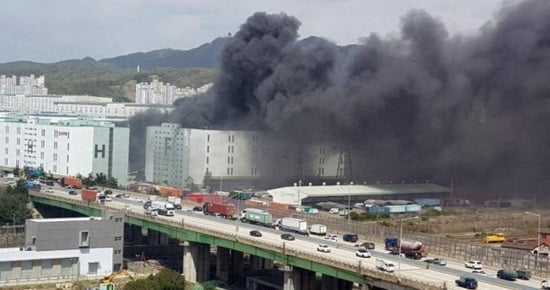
{"left": 5, "top": 126, "right": 8, "bottom": 133}
{"left": 41, "top": 129, "right": 45, "bottom": 136}
{"left": 228, "top": 135, "right": 231, "bottom": 142}
{"left": 88, "top": 262, "right": 99, "bottom": 274}
{"left": 16, "top": 149, "right": 19, "bottom": 156}
{"left": 230, "top": 168, "right": 233, "bottom": 175}
{"left": 207, "top": 134, "right": 210, "bottom": 142}
{"left": 0, "top": 262, "right": 11, "bottom": 280}
{"left": 20, "top": 261, "right": 32, "bottom": 278}
{"left": 61, "top": 259, "right": 73, "bottom": 276}
{"left": 115, "top": 218, "right": 123, "bottom": 222}
{"left": 41, "top": 260, "right": 53, "bottom": 277}
{"left": 53, "top": 165, "right": 57, "bottom": 172}
{"left": 114, "top": 236, "right": 122, "bottom": 241}
{"left": 231, "top": 146, "right": 234, "bottom": 153}
{"left": 231, "top": 156, "right": 234, "bottom": 164}
{"left": 206, "top": 145, "right": 209, "bottom": 153}
{"left": 4, "top": 148, "right": 7, "bottom": 154}
{"left": 66, "top": 167, "right": 69, "bottom": 174}
{"left": 114, "top": 249, "right": 122, "bottom": 255}
{"left": 227, "top": 168, "right": 230, "bottom": 175}
{"left": 67, "top": 155, "right": 69, "bottom": 162}
{"left": 232, "top": 135, "right": 235, "bottom": 142}
{"left": 54, "top": 130, "right": 58, "bottom": 137}
{"left": 227, "top": 156, "right": 230, "bottom": 164}
{"left": 67, "top": 143, "right": 69, "bottom": 150}
{"left": 53, "top": 142, "right": 57, "bottom": 149}
{"left": 41, "top": 140, "right": 44, "bottom": 148}
{"left": 53, "top": 153, "right": 57, "bottom": 161}
{"left": 79, "top": 231, "right": 90, "bottom": 247}
{"left": 16, "top": 138, "right": 19, "bottom": 145}
{"left": 206, "top": 156, "right": 209, "bottom": 164}
{"left": 40, "top": 152, "right": 44, "bottom": 159}
{"left": 16, "top": 127, "right": 20, "bottom": 134}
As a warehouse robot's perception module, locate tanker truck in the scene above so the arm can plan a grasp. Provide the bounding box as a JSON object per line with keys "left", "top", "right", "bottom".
{"left": 385, "top": 237, "right": 427, "bottom": 257}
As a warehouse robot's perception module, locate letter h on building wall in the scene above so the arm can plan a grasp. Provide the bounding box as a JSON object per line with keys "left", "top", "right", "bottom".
{"left": 95, "top": 144, "right": 106, "bottom": 158}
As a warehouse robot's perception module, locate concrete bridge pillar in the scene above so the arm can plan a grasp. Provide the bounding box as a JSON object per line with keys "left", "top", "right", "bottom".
{"left": 321, "top": 275, "right": 351, "bottom": 290}
{"left": 182, "top": 241, "right": 210, "bottom": 283}
{"left": 250, "top": 255, "right": 273, "bottom": 271}
{"left": 282, "top": 265, "right": 318, "bottom": 290}
{"left": 216, "top": 247, "right": 230, "bottom": 281}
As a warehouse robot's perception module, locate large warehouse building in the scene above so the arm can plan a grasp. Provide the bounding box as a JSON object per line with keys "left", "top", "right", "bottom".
{"left": 266, "top": 183, "right": 451, "bottom": 206}
{"left": 0, "top": 112, "right": 130, "bottom": 186}
{"left": 145, "top": 123, "right": 346, "bottom": 188}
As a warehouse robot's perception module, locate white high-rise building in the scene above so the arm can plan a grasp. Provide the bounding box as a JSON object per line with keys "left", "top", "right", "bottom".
{"left": 0, "top": 75, "right": 48, "bottom": 95}
{"left": 144, "top": 123, "right": 343, "bottom": 188}
{"left": 136, "top": 80, "right": 212, "bottom": 105}
{"left": 0, "top": 112, "right": 130, "bottom": 186}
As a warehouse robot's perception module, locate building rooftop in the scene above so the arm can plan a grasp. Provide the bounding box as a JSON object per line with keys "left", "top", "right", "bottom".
{"left": 267, "top": 183, "right": 450, "bottom": 198}
{"left": 30, "top": 217, "right": 102, "bottom": 223}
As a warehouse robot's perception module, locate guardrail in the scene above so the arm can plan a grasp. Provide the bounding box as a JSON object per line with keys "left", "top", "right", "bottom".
{"left": 30, "top": 192, "right": 447, "bottom": 289}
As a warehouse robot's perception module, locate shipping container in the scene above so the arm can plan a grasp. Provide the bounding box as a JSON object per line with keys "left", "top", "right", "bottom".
{"left": 240, "top": 208, "right": 273, "bottom": 226}
{"left": 405, "top": 204, "right": 422, "bottom": 212}
{"left": 384, "top": 205, "right": 407, "bottom": 213}
{"left": 413, "top": 198, "right": 441, "bottom": 207}
{"left": 229, "top": 190, "right": 253, "bottom": 200}
{"left": 62, "top": 177, "right": 82, "bottom": 189}
{"left": 245, "top": 199, "right": 265, "bottom": 207}
{"left": 155, "top": 186, "right": 183, "bottom": 197}
{"left": 203, "top": 202, "right": 235, "bottom": 219}
{"left": 82, "top": 189, "right": 98, "bottom": 202}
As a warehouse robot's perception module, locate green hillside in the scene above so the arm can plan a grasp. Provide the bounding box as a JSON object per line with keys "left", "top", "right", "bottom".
{"left": 0, "top": 59, "right": 216, "bottom": 101}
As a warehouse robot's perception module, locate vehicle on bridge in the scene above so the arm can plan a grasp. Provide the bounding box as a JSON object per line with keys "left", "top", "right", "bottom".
{"left": 542, "top": 279, "right": 550, "bottom": 289}
{"left": 375, "top": 259, "right": 394, "bottom": 272}
{"left": 424, "top": 258, "right": 447, "bottom": 266}
{"left": 465, "top": 260, "right": 482, "bottom": 270}
{"left": 281, "top": 233, "right": 295, "bottom": 241}
{"left": 343, "top": 233, "right": 358, "bottom": 243}
{"left": 497, "top": 269, "right": 518, "bottom": 281}
{"left": 385, "top": 237, "right": 427, "bottom": 257}
{"left": 355, "top": 248, "right": 371, "bottom": 258}
{"left": 149, "top": 201, "right": 175, "bottom": 216}
{"left": 317, "top": 244, "right": 331, "bottom": 253}
{"left": 515, "top": 268, "right": 531, "bottom": 280}
{"left": 203, "top": 202, "right": 235, "bottom": 219}
{"left": 309, "top": 224, "right": 327, "bottom": 236}
{"left": 355, "top": 242, "right": 375, "bottom": 250}
{"left": 249, "top": 230, "right": 262, "bottom": 237}
{"left": 240, "top": 208, "right": 273, "bottom": 227}
{"left": 277, "top": 218, "right": 308, "bottom": 235}
{"left": 483, "top": 233, "right": 505, "bottom": 243}
{"left": 455, "top": 276, "right": 478, "bottom": 289}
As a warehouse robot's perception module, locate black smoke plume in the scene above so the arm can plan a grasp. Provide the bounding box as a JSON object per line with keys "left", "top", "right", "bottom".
{"left": 130, "top": 1, "right": 550, "bottom": 193}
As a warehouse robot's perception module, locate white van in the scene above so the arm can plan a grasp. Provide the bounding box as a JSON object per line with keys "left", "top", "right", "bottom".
{"left": 376, "top": 259, "right": 395, "bottom": 272}
{"left": 329, "top": 208, "right": 339, "bottom": 214}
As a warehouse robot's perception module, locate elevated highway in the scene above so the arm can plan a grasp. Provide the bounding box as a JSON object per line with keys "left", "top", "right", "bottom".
{"left": 29, "top": 190, "right": 538, "bottom": 290}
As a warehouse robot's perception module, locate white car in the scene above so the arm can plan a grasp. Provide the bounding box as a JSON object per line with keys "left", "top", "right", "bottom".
{"left": 105, "top": 195, "right": 112, "bottom": 202}
{"left": 355, "top": 248, "right": 371, "bottom": 258}
{"left": 317, "top": 244, "right": 331, "bottom": 253}
{"left": 44, "top": 187, "right": 54, "bottom": 193}
{"left": 465, "top": 260, "right": 483, "bottom": 270}
{"left": 472, "top": 269, "right": 487, "bottom": 276}
{"left": 324, "top": 234, "right": 338, "bottom": 242}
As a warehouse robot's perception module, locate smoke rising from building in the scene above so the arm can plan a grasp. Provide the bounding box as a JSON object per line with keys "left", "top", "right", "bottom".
{"left": 130, "top": 0, "right": 550, "bottom": 191}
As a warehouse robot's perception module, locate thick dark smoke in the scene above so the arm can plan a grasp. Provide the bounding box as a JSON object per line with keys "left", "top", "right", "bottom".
{"left": 130, "top": 1, "right": 550, "bottom": 192}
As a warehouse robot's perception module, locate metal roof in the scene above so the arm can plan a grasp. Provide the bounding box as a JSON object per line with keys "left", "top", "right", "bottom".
{"left": 267, "top": 183, "right": 450, "bottom": 199}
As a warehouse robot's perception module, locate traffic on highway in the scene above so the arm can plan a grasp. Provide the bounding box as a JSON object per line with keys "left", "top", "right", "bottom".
{"left": 26, "top": 181, "right": 542, "bottom": 290}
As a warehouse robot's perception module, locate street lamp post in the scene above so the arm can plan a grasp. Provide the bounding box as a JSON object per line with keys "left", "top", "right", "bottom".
{"left": 526, "top": 211, "right": 541, "bottom": 272}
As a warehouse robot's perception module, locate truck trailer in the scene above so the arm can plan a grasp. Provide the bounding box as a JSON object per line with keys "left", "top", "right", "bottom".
{"left": 203, "top": 202, "right": 235, "bottom": 219}
{"left": 309, "top": 224, "right": 327, "bottom": 236}
{"left": 278, "top": 218, "right": 308, "bottom": 235}
{"left": 240, "top": 208, "right": 273, "bottom": 227}
{"left": 385, "top": 237, "right": 427, "bottom": 257}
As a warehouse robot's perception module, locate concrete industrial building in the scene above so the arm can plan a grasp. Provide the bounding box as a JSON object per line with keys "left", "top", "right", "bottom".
{"left": 0, "top": 112, "right": 130, "bottom": 186}
{"left": 136, "top": 79, "right": 211, "bottom": 105}
{"left": 145, "top": 123, "right": 345, "bottom": 189}
{"left": 0, "top": 75, "right": 48, "bottom": 95}
{"left": 267, "top": 183, "right": 451, "bottom": 206}
{"left": 0, "top": 210, "right": 123, "bottom": 285}
{"left": 0, "top": 94, "right": 173, "bottom": 117}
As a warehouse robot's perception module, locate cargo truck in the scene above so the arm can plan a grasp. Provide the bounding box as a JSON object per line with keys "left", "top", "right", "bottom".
{"left": 375, "top": 259, "right": 394, "bottom": 272}
{"left": 497, "top": 270, "right": 518, "bottom": 281}
{"left": 81, "top": 189, "right": 98, "bottom": 202}
{"left": 25, "top": 181, "right": 41, "bottom": 191}
{"left": 309, "top": 224, "right": 327, "bottom": 236}
{"left": 240, "top": 208, "right": 273, "bottom": 227}
{"left": 203, "top": 202, "right": 235, "bottom": 219}
{"left": 167, "top": 196, "right": 182, "bottom": 209}
{"left": 277, "top": 217, "right": 308, "bottom": 235}
{"left": 62, "top": 177, "right": 82, "bottom": 189}
{"left": 385, "top": 237, "right": 427, "bottom": 257}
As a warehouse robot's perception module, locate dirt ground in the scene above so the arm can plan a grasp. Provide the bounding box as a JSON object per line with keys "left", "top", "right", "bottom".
{"left": 399, "top": 207, "right": 550, "bottom": 243}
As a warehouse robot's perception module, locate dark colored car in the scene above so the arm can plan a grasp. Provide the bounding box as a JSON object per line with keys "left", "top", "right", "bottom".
{"left": 281, "top": 233, "right": 295, "bottom": 241}
{"left": 355, "top": 242, "right": 375, "bottom": 250}
{"left": 173, "top": 204, "right": 183, "bottom": 210}
{"left": 405, "top": 251, "right": 422, "bottom": 260}
{"left": 497, "top": 270, "right": 518, "bottom": 281}
{"left": 45, "top": 181, "right": 54, "bottom": 186}
{"left": 68, "top": 190, "right": 78, "bottom": 195}
{"left": 343, "top": 233, "right": 358, "bottom": 243}
{"left": 425, "top": 258, "right": 447, "bottom": 266}
{"left": 250, "top": 230, "right": 262, "bottom": 237}
{"left": 143, "top": 200, "right": 152, "bottom": 209}
{"left": 115, "top": 193, "right": 123, "bottom": 198}
{"left": 192, "top": 206, "right": 203, "bottom": 212}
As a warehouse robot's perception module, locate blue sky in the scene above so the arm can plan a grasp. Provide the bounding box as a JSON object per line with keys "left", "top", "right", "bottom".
{"left": 0, "top": 0, "right": 518, "bottom": 63}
